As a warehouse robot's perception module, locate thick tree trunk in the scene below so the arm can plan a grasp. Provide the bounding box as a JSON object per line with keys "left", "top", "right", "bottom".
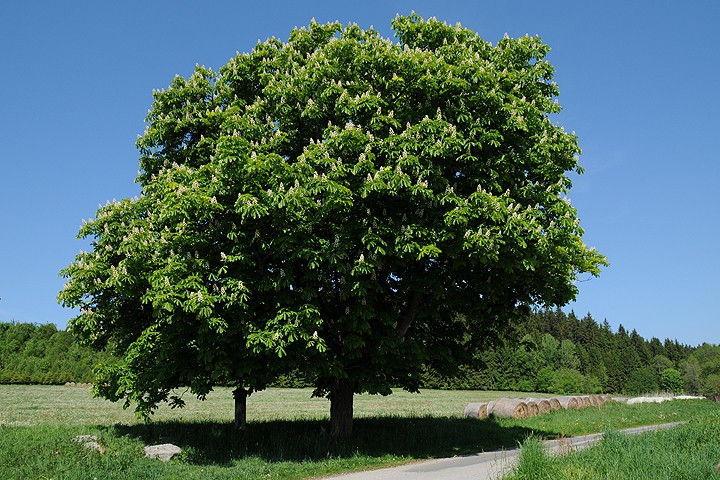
{"left": 329, "top": 379, "right": 354, "bottom": 438}
{"left": 233, "top": 387, "right": 248, "bottom": 431}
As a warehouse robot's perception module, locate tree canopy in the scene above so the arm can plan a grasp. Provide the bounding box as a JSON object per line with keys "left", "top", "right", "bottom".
{"left": 58, "top": 14, "right": 606, "bottom": 436}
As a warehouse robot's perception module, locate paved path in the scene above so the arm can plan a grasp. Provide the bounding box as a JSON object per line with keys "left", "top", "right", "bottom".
{"left": 321, "top": 422, "right": 685, "bottom": 480}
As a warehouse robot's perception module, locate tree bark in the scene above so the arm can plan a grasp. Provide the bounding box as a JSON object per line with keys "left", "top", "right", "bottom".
{"left": 329, "top": 379, "right": 354, "bottom": 438}
{"left": 395, "top": 292, "right": 423, "bottom": 339}
{"left": 233, "top": 387, "right": 248, "bottom": 431}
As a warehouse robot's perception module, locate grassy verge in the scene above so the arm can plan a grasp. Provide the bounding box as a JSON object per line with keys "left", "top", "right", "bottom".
{"left": 497, "top": 398, "right": 713, "bottom": 437}
{"left": 0, "top": 385, "right": 716, "bottom": 479}
{"left": 506, "top": 412, "right": 720, "bottom": 479}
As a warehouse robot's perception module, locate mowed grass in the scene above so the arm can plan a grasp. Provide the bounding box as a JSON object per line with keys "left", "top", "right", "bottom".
{"left": 0, "top": 385, "right": 540, "bottom": 425}
{"left": 0, "top": 385, "right": 718, "bottom": 480}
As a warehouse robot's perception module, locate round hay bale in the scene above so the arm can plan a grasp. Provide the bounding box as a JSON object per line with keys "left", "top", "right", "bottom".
{"left": 488, "top": 398, "right": 529, "bottom": 419}
{"left": 588, "top": 395, "right": 602, "bottom": 406}
{"left": 463, "top": 402, "right": 488, "bottom": 419}
{"left": 601, "top": 394, "right": 614, "bottom": 403}
{"left": 577, "top": 396, "right": 592, "bottom": 408}
{"left": 556, "top": 396, "right": 580, "bottom": 409}
{"left": 524, "top": 401, "right": 539, "bottom": 417}
{"left": 523, "top": 398, "right": 552, "bottom": 415}
{"left": 546, "top": 397, "right": 562, "bottom": 410}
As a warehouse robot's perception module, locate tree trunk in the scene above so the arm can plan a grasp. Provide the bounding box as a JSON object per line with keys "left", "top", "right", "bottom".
{"left": 329, "top": 379, "right": 354, "bottom": 438}
{"left": 395, "top": 292, "right": 423, "bottom": 340}
{"left": 233, "top": 387, "right": 248, "bottom": 431}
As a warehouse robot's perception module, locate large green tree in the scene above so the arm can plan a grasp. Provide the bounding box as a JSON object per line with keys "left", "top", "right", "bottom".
{"left": 58, "top": 15, "right": 606, "bottom": 436}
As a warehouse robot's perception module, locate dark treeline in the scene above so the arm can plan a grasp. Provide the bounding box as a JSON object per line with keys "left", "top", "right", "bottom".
{"left": 422, "top": 308, "right": 720, "bottom": 398}
{"left": 2, "top": 311, "right": 720, "bottom": 398}
{"left": 0, "top": 322, "right": 110, "bottom": 384}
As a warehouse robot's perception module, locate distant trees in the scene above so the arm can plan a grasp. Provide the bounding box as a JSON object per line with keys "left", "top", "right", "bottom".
{"left": 0, "top": 322, "right": 108, "bottom": 384}
{"left": 422, "top": 308, "right": 698, "bottom": 396}
{"left": 624, "top": 367, "right": 659, "bottom": 395}
{"left": 3, "top": 313, "right": 717, "bottom": 402}
{"left": 681, "top": 343, "right": 720, "bottom": 399}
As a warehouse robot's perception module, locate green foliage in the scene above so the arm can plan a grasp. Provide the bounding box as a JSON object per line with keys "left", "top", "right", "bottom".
{"left": 268, "top": 369, "right": 313, "bottom": 388}
{"left": 58, "top": 14, "right": 605, "bottom": 426}
{"left": 680, "top": 356, "right": 703, "bottom": 394}
{"left": 535, "top": 333, "right": 580, "bottom": 371}
{"left": 703, "top": 374, "right": 720, "bottom": 400}
{"left": 624, "top": 366, "right": 659, "bottom": 395}
{"left": 535, "top": 366, "right": 555, "bottom": 393}
{"left": 414, "top": 305, "right": 704, "bottom": 396}
{"left": 479, "top": 340, "right": 539, "bottom": 391}
{"left": 681, "top": 343, "right": 720, "bottom": 397}
{"left": 0, "top": 322, "right": 108, "bottom": 384}
{"left": 549, "top": 368, "right": 585, "bottom": 395}
{"left": 557, "top": 339, "right": 581, "bottom": 371}
{"left": 652, "top": 354, "right": 674, "bottom": 374}
{"left": 582, "top": 375, "right": 603, "bottom": 394}
{"left": 5, "top": 309, "right": 706, "bottom": 397}
{"left": 659, "top": 368, "right": 684, "bottom": 394}
{"left": 419, "top": 307, "right": 705, "bottom": 396}
{"left": 420, "top": 364, "right": 493, "bottom": 390}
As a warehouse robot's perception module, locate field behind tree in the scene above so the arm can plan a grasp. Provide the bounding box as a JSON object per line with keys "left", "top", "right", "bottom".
{"left": 1, "top": 385, "right": 718, "bottom": 479}
{"left": 0, "top": 385, "right": 546, "bottom": 425}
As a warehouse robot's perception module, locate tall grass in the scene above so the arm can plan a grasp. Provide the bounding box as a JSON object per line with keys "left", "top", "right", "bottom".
{"left": 506, "top": 413, "right": 720, "bottom": 480}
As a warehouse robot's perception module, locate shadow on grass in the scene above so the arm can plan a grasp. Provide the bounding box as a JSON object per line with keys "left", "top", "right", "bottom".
{"left": 109, "top": 416, "right": 553, "bottom": 466}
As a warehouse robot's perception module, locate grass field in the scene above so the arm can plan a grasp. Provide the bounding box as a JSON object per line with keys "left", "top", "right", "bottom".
{"left": 0, "top": 385, "right": 541, "bottom": 425}
{"left": 1, "top": 385, "right": 718, "bottom": 479}
{"left": 507, "top": 413, "right": 720, "bottom": 479}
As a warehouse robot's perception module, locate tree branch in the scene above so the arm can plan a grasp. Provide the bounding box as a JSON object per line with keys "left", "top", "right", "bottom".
{"left": 395, "top": 291, "right": 423, "bottom": 340}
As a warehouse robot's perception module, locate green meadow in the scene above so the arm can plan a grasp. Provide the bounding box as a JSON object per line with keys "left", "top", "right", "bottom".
{"left": 1, "top": 385, "right": 717, "bottom": 479}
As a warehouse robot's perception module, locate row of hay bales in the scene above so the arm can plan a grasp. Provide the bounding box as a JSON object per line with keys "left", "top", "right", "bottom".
{"left": 464, "top": 394, "right": 614, "bottom": 419}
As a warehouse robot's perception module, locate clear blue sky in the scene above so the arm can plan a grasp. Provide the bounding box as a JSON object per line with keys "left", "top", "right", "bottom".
{"left": 1, "top": 1, "right": 718, "bottom": 346}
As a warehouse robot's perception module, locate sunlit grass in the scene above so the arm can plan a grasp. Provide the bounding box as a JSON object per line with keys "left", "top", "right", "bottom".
{"left": 499, "top": 399, "right": 714, "bottom": 438}
{"left": 0, "top": 385, "right": 717, "bottom": 480}
{"left": 505, "top": 413, "right": 720, "bottom": 479}
{"left": 0, "top": 384, "right": 545, "bottom": 425}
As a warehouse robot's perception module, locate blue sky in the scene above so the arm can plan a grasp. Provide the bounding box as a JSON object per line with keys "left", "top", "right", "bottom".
{"left": 1, "top": 1, "right": 718, "bottom": 346}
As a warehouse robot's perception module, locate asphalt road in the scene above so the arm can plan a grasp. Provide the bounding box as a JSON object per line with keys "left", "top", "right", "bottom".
{"left": 321, "top": 422, "right": 685, "bottom": 480}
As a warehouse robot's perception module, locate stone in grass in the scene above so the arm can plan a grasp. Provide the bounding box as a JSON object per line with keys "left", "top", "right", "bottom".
{"left": 72, "top": 435, "right": 105, "bottom": 454}
{"left": 144, "top": 444, "right": 182, "bottom": 462}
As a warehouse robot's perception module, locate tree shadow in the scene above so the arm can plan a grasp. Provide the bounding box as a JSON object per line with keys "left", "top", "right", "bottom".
{"left": 108, "top": 415, "right": 555, "bottom": 466}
